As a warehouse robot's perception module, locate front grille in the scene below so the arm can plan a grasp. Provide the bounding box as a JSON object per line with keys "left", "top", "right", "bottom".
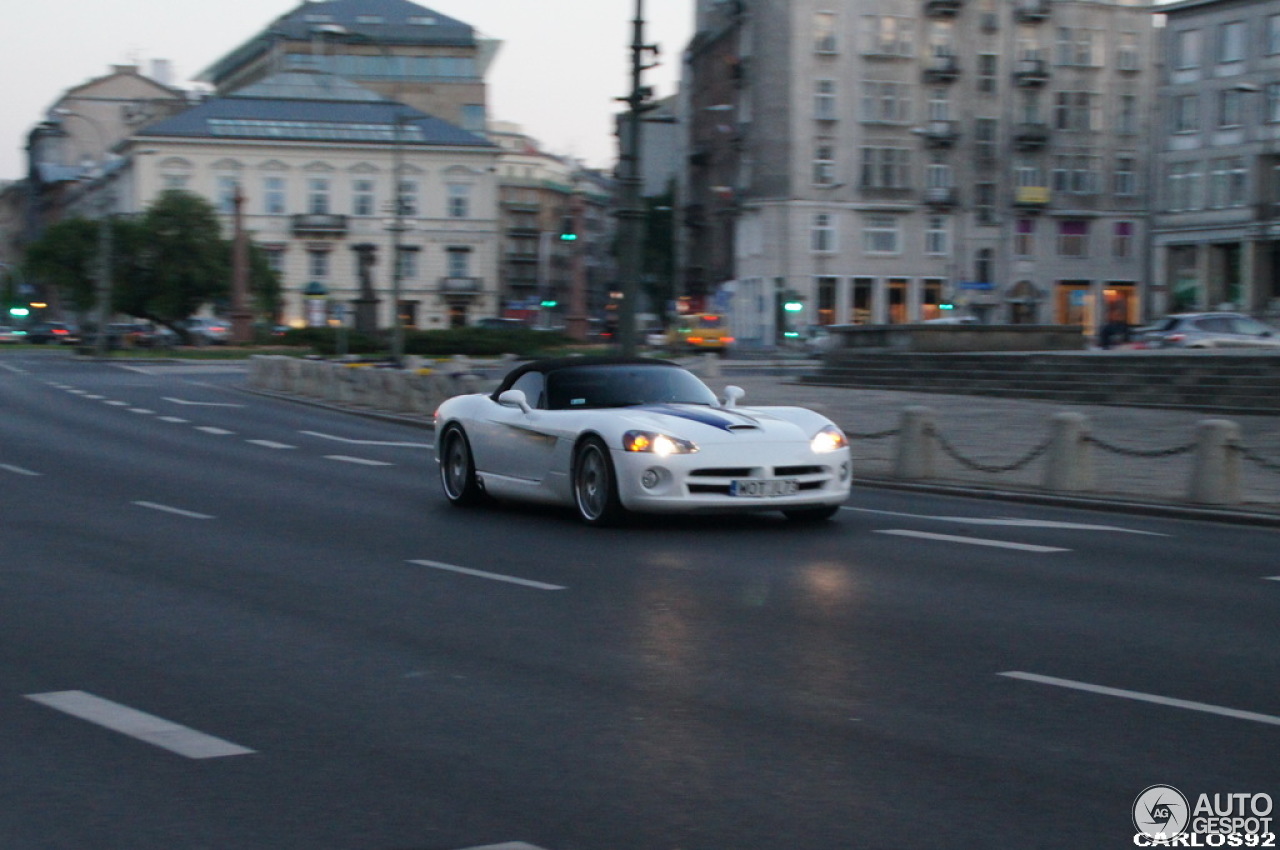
{"left": 774, "top": 465, "right": 823, "bottom": 476}
{"left": 690, "top": 467, "right": 755, "bottom": 478}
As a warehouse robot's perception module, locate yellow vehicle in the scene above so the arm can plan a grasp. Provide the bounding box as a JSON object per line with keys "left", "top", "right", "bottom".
{"left": 668, "top": 313, "right": 734, "bottom": 353}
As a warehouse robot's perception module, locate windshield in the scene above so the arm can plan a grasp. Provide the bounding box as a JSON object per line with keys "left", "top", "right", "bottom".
{"left": 545, "top": 364, "right": 719, "bottom": 410}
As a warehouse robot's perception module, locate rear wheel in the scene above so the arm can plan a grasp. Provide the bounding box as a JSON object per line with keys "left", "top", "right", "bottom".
{"left": 783, "top": 504, "right": 840, "bottom": 523}
{"left": 439, "top": 425, "right": 484, "bottom": 506}
{"left": 573, "top": 437, "right": 625, "bottom": 526}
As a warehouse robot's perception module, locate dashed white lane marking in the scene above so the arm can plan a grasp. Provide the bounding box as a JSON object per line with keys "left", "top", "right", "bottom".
{"left": 302, "top": 430, "right": 432, "bottom": 449}
{"left": 874, "top": 529, "right": 1069, "bottom": 553}
{"left": 409, "top": 560, "right": 566, "bottom": 591}
{"left": 195, "top": 426, "right": 234, "bottom": 435}
{"left": 457, "top": 844, "right": 550, "bottom": 850}
{"left": 84, "top": 394, "right": 105, "bottom": 399}
{"left": 0, "top": 464, "right": 41, "bottom": 476}
{"left": 844, "top": 506, "right": 1168, "bottom": 536}
{"left": 132, "top": 501, "right": 215, "bottom": 520}
{"left": 1266, "top": 577, "right": 1280, "bottom": 582}
{"left": 104, "top": 400, "right": 129, "bottom": 406}
{"left": 128, "top": 408, "right": 155, "bottom": 414}
{"left": 163, "top": 397, "right": 243, "bottom": 408}
{"left": 0, "top": 364, "right": 26, "bottom": 374}
{"left": 159, "top": 416, "right": 189, "bottom": 424}
{"left": 1000, "top": 671, "right": 1280, "bottom": 727}
{"left": 246, "top": 440, "right": 297, "bottom": 450}
{"left": 325, "top": 455, "right": 393, "bottom": 466}
{"left": 66, "top": 389, "right": 89, "bottom": 395}
{"left": 25, "top": 691, "right": 254, "bottom": 759}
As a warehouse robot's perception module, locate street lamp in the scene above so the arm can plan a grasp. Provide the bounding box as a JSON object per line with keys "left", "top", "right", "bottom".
{"left": 311, "top": 23, "right": 408, "bottom": 363}
{"left": 53, "top": 108, "right": 114, "bottom": 358}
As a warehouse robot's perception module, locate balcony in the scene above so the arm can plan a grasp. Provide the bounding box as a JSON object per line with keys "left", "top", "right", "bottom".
{"left": 924, "top": 0, "right": 962, "bottom": 16}
{"left": 1014, "top": 0, "right": 1050, "bottom": 23}
{"left": 922, "top": 55, "right": 960, "bottom": 84}
{"left": 291, "top": 213, "right": 348, "bottom": 238}
{"left": 1014, "top": 58, "right": 1050, "bottom": 87}
{"left": 919, "top": 119, "right": 959, "bottom": 147}
{"left": 1013, "top": 122, "right": 1050, "bottom": 150}
{"left": 923, "top": 187, "right": 959, "bottom": 207}
{"left": 1014, "top": 186, "right": 1051, "bottom": 209}
{"left": 440, "top": 276, "right": 481, "bottom": 294}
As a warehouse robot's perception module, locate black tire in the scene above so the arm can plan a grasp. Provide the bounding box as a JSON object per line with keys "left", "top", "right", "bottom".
{"left": 439, "top": 425, "right": 484, "bottom": 506}
{"left": 573, "top": 437, "right": 625, "bottom": 526}
{"left": 783, "top": 504, "right": 840, "bottom": 523}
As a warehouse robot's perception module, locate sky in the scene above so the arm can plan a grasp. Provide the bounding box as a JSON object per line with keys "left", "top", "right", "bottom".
{"left": 0, "top": 0, "right": 694, "bottom": 182}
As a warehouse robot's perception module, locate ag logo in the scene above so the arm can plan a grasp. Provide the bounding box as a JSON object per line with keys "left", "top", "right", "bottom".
{"left": 1133, "top": 785, "right": 1190, "bottom": 837}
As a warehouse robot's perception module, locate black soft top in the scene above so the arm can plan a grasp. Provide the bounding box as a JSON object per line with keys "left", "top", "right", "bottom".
{"left": 490, "top": 356, "right": 678, "bottom": 400}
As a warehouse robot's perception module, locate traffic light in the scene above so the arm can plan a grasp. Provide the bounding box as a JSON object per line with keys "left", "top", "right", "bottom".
{"left": 540, "top": 299, "right": 558, "bottom": 308}
{"left": 783, "top": 300, "right": 804, "bottom": 313}
{"left": 559, "top": 216, "right": 577, "bottom": 242}
{"left": 9, "top": 307, "right": 29, "bottom": 318}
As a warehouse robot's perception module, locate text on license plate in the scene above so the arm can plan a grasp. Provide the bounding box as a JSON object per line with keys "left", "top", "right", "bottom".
{"left": 730, "top": 478, "right": 799, "bottom": 497}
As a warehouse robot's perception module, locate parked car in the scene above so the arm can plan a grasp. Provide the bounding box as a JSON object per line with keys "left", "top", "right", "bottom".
{"left": 24, "top": 322, "right": 80, "bottom": 345}
{"left": 435, "top": 357, "right": 852, "bottom": 525}
{"left": 0, "top": 324, "right": 26, "bottom": 343}
{"left": 183, "top": 317, "right": 231, "bottom": 345}
{"left": 1136, "top": 312, "right": 1280, "bottom": 349}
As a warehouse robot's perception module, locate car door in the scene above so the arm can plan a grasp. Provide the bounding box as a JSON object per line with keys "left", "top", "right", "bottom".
{"left": 469, "top": 371, "right": 562, "bottom": 484}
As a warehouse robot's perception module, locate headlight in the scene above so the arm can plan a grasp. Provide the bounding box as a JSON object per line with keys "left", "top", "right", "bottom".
{"left": 623, "top": 430, "right": 698, "bottom": 456}
{"left": 810, "top": 424, "right": 849, "bottom": 453}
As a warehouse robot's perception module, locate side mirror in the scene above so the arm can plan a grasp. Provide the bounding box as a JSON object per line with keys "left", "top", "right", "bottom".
{"left": 722, "top": 385, "right": 745, "bottom": 408}
{"left": 497, "top": 389, "right": 531, "bottom": 413}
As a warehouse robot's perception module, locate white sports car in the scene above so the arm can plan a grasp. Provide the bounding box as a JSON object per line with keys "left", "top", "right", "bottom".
{"left": 433, "top": 357, "right": 852, "bottom": 525}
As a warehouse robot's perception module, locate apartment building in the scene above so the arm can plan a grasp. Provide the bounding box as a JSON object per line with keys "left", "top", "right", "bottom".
{"left": 1151, "top": 0, "right": 1280, "bottom": 317}
{"left": 683, "top": 0, "right": 1158, "bottom": 346}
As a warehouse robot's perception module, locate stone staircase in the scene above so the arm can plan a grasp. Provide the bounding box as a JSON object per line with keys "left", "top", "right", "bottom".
{"left": 802, "top": 351, "right": 1280, "bottom": 415}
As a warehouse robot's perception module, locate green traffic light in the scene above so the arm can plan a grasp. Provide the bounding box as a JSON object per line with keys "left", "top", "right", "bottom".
{"left": 540, "top": 299, "right": 558, "bottom": 308}
{"left": 559, "top": 233, "right": 577, "bottom": 241}
{"left": 9, "top": 307, "right": 30, "bottom": 317}
{"left": 783, "top": 301, "right": 803, "bottom": 313}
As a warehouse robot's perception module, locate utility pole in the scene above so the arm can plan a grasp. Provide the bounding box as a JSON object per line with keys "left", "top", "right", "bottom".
{"left": 616, "top": 0, "right": 659, "bottom": 357}
{"left": 229, "top": 183, "right": 253, "bottom": 343}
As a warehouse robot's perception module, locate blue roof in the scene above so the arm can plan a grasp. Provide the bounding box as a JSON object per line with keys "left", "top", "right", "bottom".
{"left": 270, "top": 0, "right": 474, "bottom": 45}
{"left": 136, "top": 73, "right": 494, "bottom": 148}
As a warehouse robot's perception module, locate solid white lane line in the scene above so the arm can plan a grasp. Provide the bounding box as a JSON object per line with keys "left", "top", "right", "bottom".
{"left": 325, "top": 455, "right": 393, "bottom": 466}
{"left": 302, "top": 430, "right": 432, "bottom": 449}
{"left": 999, "top": 671, "right": 1280, "bottom": 727}
{"left": 246, "top": 440, "right": 297, "bottom": 450}
{"left": 0, "top": 464, "right": 41, "bottom": 476}
{"left": 132, "top": 501, "right": 215, "bottom": 520}
{"left": 409, "top": 559, "right": 566, "bottom": 591}
{"left": 163, "top": 397, "right": 243, "bottom": 408}
{"left": 25, "top": 691, "right": 254, "bottom": 759}
{"left": 843, "top": 506, "right": 1167, "bottom": 536}
{"left": 874, "top": 529, "right": 1069, "bottom": 553}
{"left": 195, "top": 426, "right": 234, "bottom": 435}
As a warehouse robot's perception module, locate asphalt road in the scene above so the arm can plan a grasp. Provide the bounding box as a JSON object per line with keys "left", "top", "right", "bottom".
{"left": 2, "top": 353, "right": 1278, "bottom": 849}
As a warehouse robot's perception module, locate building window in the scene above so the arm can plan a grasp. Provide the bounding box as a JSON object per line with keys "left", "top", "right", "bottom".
{"left": 1173, "top": 95, "right": 1199, "bottom": 134}
{"left": 461, "top": 104, "right": 486, "bottom": 133}
{"left": 1167, "top": 161, "right": 1203, "bottom": 212}
{"left": 1269, "top": 83, "right": 1280, "bottom": 123}
{"left": 1217, "top": 21, "right": 1246, "bottom": 64}
{"left": 1117, "top": 94, "right": 1138, "bottom": 135}
{"left": 398, "top": 179, "right": 418, "bottom": 216}
{"left": 352, "top": 179, "right": 375, "bottom": 217}
{"left": 975, "top": 182, "right": 997, "bottom": 224}
{"left": 446, "top": 246, "right": 471, "bottom": 277}
{"left": 813, "top": 140, "right": 836, "bottom": 185}
{"left": 1055, "top": 28, "right": 1101, "bottom": 67}
{"left": 1115, "top": 155, "right": 1137, "bottom": 196}
{"left": 1052, "top": 152, "right": 1100, "bottom": 194}
{"left": 925, "top": 216, "right": 948, "bottom": 255}
{"left": 264, "top": 247, "right": 285, "bottom": 274}
{"left": 396, "top": 246, "right": 419, "bottom": 280}
{"left": 1015, "top": 218, "right": 1036, "bottom": 257}
{"left": 448, "top": 184, "right": 471, "bottom": 218}
{"left": 814, "top": 79, "right": 837, "bottom": 120}
{"left": 216, "top": 176, "right": 238, "bottom": 214}
{"left": 926, "top": 159, "right": 952, "bottom": 190}
{"left": 862, "top": 15, "right": 914, "bottom": 57}
{"left": 974, "top": 118, "right": 997, "bottom": 162}
{"left": 1174, "top": 29, "right": 1200, "bottom": 70}
{"left": 1218, "top": 89, "right": 1246, "bottom": 128}
{"left": 814, "top": 10, "right": 837, "bottom": 53}
{"left": 862, "top": 215, "right": 900, "bottom": 254}
{"left": 1117, "top": 32, "right": 1140, "bottom": 71}
{"left": 811, "top": 213, "right": 836, "bottom": 252}
{"left": 1015, "top": 160, "right": 1044, "bottom": 188}
{"left": 859, "top": 147, "right": 911, "bottom": 189}
{"left": 1208, "top": 157, "right": 1248, "bottom": 208}
{"left": 1269, "top": 15, "right": 1280, "bottom": 55}
{"left": 1053, "top": 92, "right": 1099, "bottom": 132}
{"left": 264, "top": 177, "right": 286, "bottom": 215}
{"left": 308, "top": 249, "right": 329, "bottom": 279}
{"left": 978, "top": 54, "right": 998, "bottom": 94}
{"left": 1113, "top": 221, "right": 1134, "bottom": 258}
{"left": 1057, "top": 220, "right": 1089, "bottom": 257}
{"left": 162, "top": 173, "right": 190, "bottom": 190}
{"left": 307, "top": 178, "right": 330, "bottom": 215}
{"left": 860, "top": 80, "right": 910, "bottom": 124}
{"left": 927, "top": 89, "right": 951, "bottom": 122}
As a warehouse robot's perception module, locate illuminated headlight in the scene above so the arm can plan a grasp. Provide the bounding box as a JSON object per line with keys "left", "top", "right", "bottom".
{"left": 623, "top": 430, "right": 698, "bottom": 456}
{"left": 810, "top": 424, "right": 849, "bottom": 453}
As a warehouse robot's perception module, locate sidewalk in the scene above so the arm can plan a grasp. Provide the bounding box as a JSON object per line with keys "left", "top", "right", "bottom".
{"left": 700, "top": 366, "right": 1280, "bottom": 521}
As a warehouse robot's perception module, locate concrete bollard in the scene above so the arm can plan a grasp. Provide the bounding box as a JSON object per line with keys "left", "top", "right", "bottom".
{"left": 1188, "top": 419, "right": 1242, "bottom": 504}
{"left": 1043, "top": 412, "right": 1095, "bottom": 492}
{"left": 894, "top": 406, "right": 937, "bottom": 479}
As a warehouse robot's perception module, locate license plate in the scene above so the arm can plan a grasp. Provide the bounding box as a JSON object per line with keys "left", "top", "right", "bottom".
{"left": 730, "top": 478, "right": 799, "bottom": 497}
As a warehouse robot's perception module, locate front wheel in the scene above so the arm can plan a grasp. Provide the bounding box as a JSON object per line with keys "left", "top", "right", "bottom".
{"left": 439, "top": 425, "right": 484, "bottom": 506}
{"left": 573, "top": 437, "right": 625, "bottom": 526}
{"left": 783, "top": 504, "right": 840, "bottom": 523}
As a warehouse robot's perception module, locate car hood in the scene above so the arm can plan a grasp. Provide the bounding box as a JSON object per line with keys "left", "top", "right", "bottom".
{"left": 613, "top": 404, "right": 823, "bottom": 443}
